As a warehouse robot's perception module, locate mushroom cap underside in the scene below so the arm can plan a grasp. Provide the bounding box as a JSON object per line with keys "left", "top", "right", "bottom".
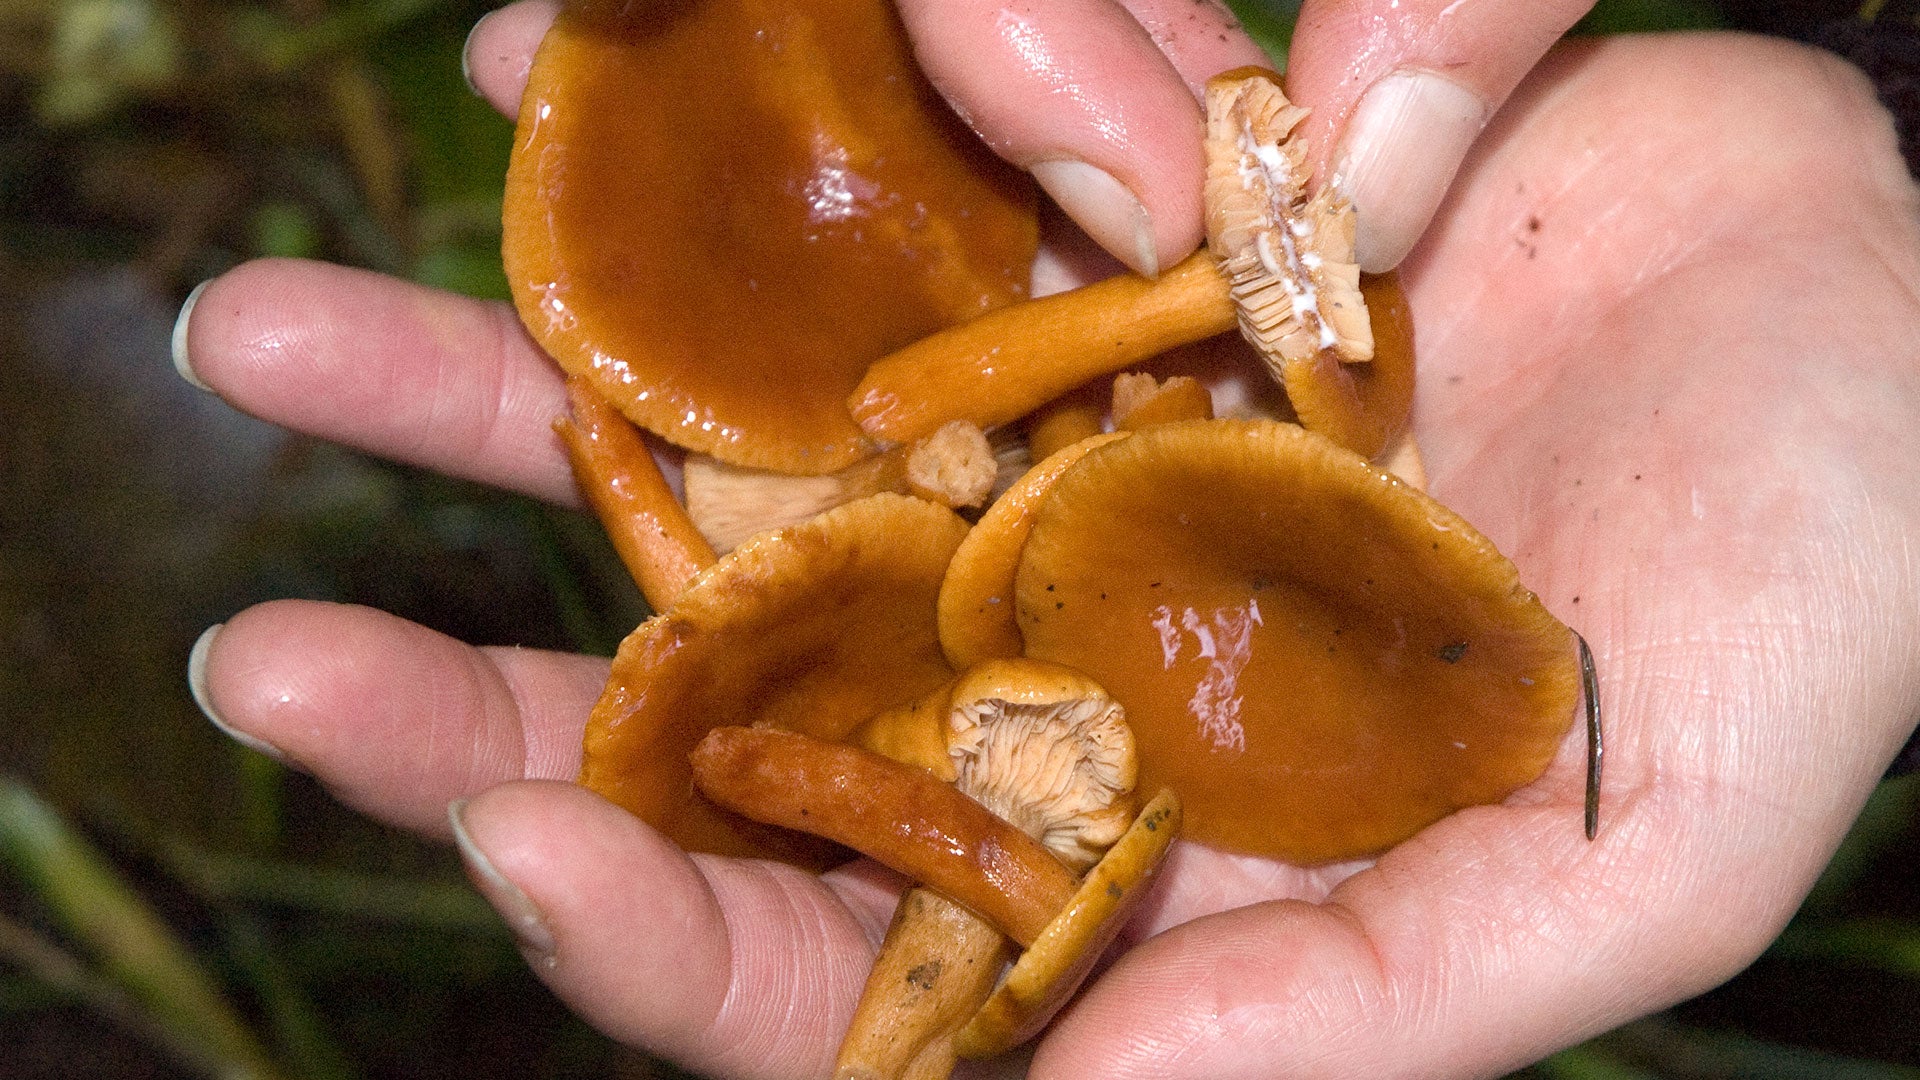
{"left": 1013, "top": 419, "right": 1580, "bottom": 863}
{"left": 504, "top": 0, "right": 1037, "bottom": 475}
{"left": 947, "top": 658, "right": 1139, "bottom": 872}
{"left": 579, "top": 493, "right": 969, "bottom": 865}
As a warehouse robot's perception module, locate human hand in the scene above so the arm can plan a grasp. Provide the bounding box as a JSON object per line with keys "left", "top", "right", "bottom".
{"left": 182, "top": 8, "right": 1920, "bottom": 1080}
{"left": 783, "top": 0, "right": 1596, "bottom": 277}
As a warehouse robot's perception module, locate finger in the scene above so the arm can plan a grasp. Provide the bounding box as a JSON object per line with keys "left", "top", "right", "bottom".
{"left": 1286, "top": 0, "right": 1593, "bottom": 271}
{"left": 463, "top": 0, "right": 558, "bottom": 118}
{"left": 898, "top": 0, "right": 1265, "bottom": 278}
{"left": 176, "top": 258, "right": 580, "bottom": 506}
{"left": 1034, "top": 792, "right": 1839, "bottom": 1079}
{"left": 452, "top": 780, "right": 877, "bottom": 1079}
{"left": 189, "top": 600, "right": 605, "bottom": 837}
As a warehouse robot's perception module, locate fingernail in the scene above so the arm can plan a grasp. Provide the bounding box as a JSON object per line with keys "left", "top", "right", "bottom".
{"left": 188, "top": 624, "right": 291, "bottom": 764}
{"left": 450, "top": 799, "right": 558, "bottom": 963}
{"left": 171, "top": 280, "right": 213, "bottom": 392}
{"left": 461, "top": 11, "right": 490, "bottom": 98}
{"left": 1030, "top": 160, "right": 1159, "bottom": 278}
{"left": 1333, "top": 71, "right": 1489, "bottom": 273}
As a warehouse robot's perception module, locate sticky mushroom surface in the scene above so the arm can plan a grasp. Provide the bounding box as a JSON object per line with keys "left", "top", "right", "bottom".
{"left": 1014, "top": 419, "right": 1581, "bottom": 863}
{"left": 505, "top": 0, "right": 1037, "bottom": 474}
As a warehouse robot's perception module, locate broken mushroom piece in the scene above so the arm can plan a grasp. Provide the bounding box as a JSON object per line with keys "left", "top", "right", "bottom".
{"left": 1111, "top": 372, "right": 1216, "bottom": 431}
{"left": 505, "top": 0, "right": 1037, "bottom": 474}
{"left": 578, "top": 493, "right": 969, "bottom": 865}
{"left": 1015, "top": 419, "right": 1582, "bottom": 863}
{"left": 683, "top": 421, "right": 1025, "bottom": 553}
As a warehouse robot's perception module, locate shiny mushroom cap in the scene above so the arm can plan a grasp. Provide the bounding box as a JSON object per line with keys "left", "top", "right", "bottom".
{"left": 1014, "top": 419, "right": 1581, "bottom": 864}
{"left": 947, "top": 659, "right": 1139, "bottom": 872}
{"left": 579, "top": 493, "right": 969, "bottom": 866}
{"left": 504, "top": 0, "right": 1037, "bottom": 475}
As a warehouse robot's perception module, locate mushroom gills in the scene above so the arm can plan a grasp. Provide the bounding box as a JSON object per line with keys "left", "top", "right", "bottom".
{"left": 1203, "top": 67, "right": 1372, "bottom": 369}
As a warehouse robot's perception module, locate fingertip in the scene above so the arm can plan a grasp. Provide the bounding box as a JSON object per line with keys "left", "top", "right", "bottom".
{"left": 1335, "top": 70, "right": 1489, "bottom": 273}
{"left": 189, "top": 621, "right": 294, "bottom": 765}
{"left": 899, "top": 0, "right": 1206, "bottom": 278}
{"left": 464, "top": 0, "right": 560, "bottom": 119}
{"left": 1030, "top": 160, "right": 1163, "bottom": 278}
{"left": 171, "top": 279, "right": 214, "bottom": 392}
{"left": 451, "top": 792, "right": 559, "bottom": 962}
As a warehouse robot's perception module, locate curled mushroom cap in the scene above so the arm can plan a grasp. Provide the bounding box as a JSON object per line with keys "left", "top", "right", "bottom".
{"left": 505, "top": 0, "right": 1037, "bottom": 474}
{"left": 1014, "top": 419, "right": 1581, "bottom": 863}
{"left": 579, "top": 493, "right": 968, "bottom": 865}
{"left": 938, "top": 431, "right": 1131, "bottom": 672}
{"left": 947, "top": 659, "right": 1138, "bottom": 872}
{"left": 955, "top": 788, "right": 1181, "bottom": 1060}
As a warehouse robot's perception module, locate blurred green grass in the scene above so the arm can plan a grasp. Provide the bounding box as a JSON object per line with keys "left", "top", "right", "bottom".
{"left": 1, "top": 0, "right": 1915, "bottom": 1077}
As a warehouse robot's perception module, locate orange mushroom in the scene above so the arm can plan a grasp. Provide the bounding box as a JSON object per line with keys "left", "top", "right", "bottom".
{"left": 1011, "top": 419, "right": 1581, "bottom": 863}
{"left": 577, "top": 493, "right": 969, "bottom": 865}
{"left": 849, "top": 67, "right": 1418, "bottom": 471}
{"left": 938, "top": 432, "right": 1131, "bottom": 673}
{"left": 504, "top": 0, "right": 1037, "bottom": 475}
{"left": 692, "top": 659, "right": 1179, "bottom": 1077}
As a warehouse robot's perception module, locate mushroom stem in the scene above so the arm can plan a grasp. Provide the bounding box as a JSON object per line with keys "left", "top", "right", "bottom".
{"left": 849, "top": 251, "right": 1236, "bottom": 446}
{"left": 834, "top": 887, "right": 1011, "bottom": 1080}
{"left": 555, "top": 375, "right": 717, "bottom": 610}
{"left": 689, "top": 726, "right": 1077, "bottom": 946}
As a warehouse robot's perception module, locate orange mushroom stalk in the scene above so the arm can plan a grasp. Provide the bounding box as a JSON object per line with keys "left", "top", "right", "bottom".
{"left": 691, "top": 725, "right": 1077, "bottom": 947}
{"left": 554, "top": 375, "right": 716, "bottom": 611}
{"left": 849, "top": 67, "right": 1418, "bottom": 471}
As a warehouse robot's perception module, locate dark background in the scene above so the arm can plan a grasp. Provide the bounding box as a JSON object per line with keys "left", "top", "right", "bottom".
{"left": 2, "top": 0, "right": 1916, "bottom": 1076}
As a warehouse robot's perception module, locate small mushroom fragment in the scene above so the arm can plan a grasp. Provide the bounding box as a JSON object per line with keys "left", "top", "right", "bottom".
{"left": 1023, "top": 387, "right": 1108, "bottom": 463}
{"left": 683, "top": 421, "right": 1027, "bottom": 553}
{"left": 505, "top": 0, "right": 1037, "bottom": 474}
{"left": 1111, "top": 372, "right": 1216, "bottom": 431}
{"left": 1014, "top": 419, "right": 1581, "bottom": 863}
{"left": 848, "top": 67, "right": 1418, "bottom": 469}
{"left": 578, "top": 493, "right": 969, "bottom": 865}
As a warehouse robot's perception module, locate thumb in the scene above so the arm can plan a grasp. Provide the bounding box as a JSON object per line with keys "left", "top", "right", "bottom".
{"left": 1287, "top": 0, "right": 1594, "bottom": 271}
